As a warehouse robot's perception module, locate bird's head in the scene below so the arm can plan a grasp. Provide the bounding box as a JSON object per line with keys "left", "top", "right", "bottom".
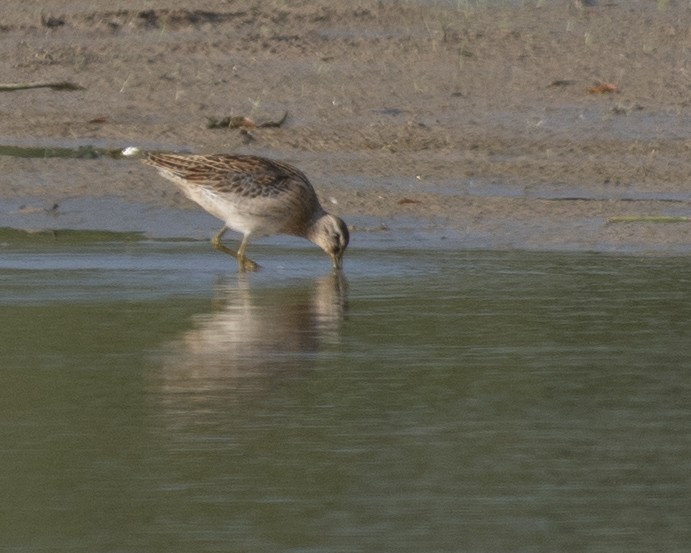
{"left": 309, "top": 213, "right": 349, "bottom": 270}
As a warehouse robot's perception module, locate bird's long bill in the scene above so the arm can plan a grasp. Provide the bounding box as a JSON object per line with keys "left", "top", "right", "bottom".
{"left": 331, "top": 252, "right": 344, "bottom": 270}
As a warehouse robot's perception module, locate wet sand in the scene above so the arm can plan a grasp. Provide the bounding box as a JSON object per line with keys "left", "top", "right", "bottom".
{"left": 1, "top": 0, "right": 689, "bottom": 252}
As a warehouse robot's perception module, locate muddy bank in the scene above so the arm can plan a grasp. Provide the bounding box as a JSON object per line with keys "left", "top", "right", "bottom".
{"left": 0, "top": 0, "right": 689, "bottom": 252}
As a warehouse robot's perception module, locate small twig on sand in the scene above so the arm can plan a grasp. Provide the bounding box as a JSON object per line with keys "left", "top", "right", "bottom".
{"left": 0, "top": 81, "right": 85, "bottom": 92}
{"left": 206, "top": 111, "right": 289, "bottom": 129}
{"left": 257, "top": 111, "right": 289, "bottom": 128}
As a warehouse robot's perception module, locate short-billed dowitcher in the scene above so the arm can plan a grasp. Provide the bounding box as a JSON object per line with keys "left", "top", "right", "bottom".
{"left": 139, "top": 152, "right": 349, "bottom": 271}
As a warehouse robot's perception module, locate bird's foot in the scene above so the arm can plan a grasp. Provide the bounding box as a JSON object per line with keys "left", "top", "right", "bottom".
{"left": 238, "top": 256, "right": 261, "bottom": 272}
{"left": 211, "top": 234, "right": 260, "bottom": 271}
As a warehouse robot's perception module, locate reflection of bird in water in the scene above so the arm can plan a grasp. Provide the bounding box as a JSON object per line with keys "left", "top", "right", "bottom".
{"left": 140, "top": 152, "right": 349, "bottom": 272}
{"left": 153, "top": 273, "right": 348, "bottom": 408}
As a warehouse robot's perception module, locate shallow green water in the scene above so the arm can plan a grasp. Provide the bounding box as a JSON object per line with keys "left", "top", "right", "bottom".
{"left": 1, "top": 239, "right": 690, "bottom": 552}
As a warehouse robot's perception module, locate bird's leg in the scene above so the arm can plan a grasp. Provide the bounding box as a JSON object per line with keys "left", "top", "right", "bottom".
{"left": 211, "top": 226, "right": 260, "bottom": 272}
{"left": 236, "top": 234, "right": 260, "bottom": 272}
{"left": 211, "top": 226, "right": 234, "bottom": 255}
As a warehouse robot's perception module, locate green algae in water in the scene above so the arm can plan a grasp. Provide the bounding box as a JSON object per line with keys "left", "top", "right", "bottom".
{"left": 0, "top": 227, "right": 147, "bottom": 243}
{"left": 0, "top": 144, "right": 124, "bottom": 159}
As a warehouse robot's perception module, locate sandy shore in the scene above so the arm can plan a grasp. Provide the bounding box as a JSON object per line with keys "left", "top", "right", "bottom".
{"left": 1, "top": 0, "right": 689, "bottom": 252}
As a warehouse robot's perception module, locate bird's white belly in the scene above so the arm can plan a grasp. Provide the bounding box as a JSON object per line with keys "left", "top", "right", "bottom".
{"left": 182, "top": 185, "right": 283, "bottom": 237}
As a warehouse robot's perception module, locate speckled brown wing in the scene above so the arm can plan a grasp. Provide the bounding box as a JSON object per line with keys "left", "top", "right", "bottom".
{"left": 144, "top": 153, "right": 315, "bottom": 199}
